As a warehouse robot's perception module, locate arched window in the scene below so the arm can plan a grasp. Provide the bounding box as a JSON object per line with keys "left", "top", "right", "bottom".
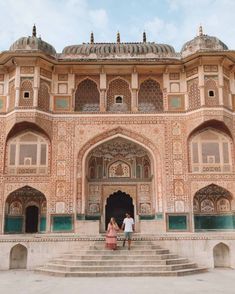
{"left": 190, "top": 129, "right": 232, "bottom": 173}
{"left": 138, "top": 79, "right": 163, "bottom": 112}
{"left": 107, "top": 78, "right": 131, "bottom": 112}
{"left": 19, "top": 79, "right": 33, "bottom": 107}
{"left": 38, "top": 80, "right": 50, "bottom": 111}
{"left": 193, "top": 184, "right": 233, "bottom": 231}
{"left": 7, "top": 132, "right": 49, "bottom": 175}
{"left": 75, "top": 79, "right": 100, "bottom": 112}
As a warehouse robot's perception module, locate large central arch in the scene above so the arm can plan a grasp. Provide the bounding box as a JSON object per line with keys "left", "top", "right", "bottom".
{"left": 76, "top": 128, "right": 162, "bottom": 232}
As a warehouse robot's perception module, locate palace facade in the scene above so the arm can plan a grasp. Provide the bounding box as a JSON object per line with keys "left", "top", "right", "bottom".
{"left": 0, "top": 25, "right": 235, "bottom": 238}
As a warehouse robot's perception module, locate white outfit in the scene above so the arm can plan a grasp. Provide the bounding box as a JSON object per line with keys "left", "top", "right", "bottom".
{"left": 123, "top": 217, "right": 134, "bottom": 232}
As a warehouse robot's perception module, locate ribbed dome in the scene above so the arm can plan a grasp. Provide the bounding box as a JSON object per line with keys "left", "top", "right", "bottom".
{"left": 62, "top": 42, "right": 177, "bottom": 58}
{"left": 9, "top": 25, "right": 56, "bottom": 56}
{"left": 181, "top": 27, "right": 228, "bottom": 57}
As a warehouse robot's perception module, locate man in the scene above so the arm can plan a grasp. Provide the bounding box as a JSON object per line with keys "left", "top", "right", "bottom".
{"left": 121, "top": 213, "right": 134, "bottom": 250}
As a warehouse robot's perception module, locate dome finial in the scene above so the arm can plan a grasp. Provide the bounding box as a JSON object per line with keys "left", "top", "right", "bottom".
{"left": 90, "top": 31, "right": 94, "bottom": 44}
{"left": 32, "top": 24, "right": 37, "bottom": 37}
{"left": 143, "top": 31, "right": 146, "bottom": 43}
{"left": 117, "top": 31, "right": 120, "bottom": 43}
{"left": 198, "top": 24, "right": 203, "bottom": 37}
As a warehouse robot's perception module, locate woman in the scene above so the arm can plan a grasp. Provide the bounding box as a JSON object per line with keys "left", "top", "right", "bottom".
{"left": 105, "top": 217, "right": 119, "bottom": 250}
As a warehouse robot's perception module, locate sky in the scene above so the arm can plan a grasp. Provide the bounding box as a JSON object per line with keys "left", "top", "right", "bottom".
{"left": 0, "top": 0, "right": 235, "bottom": 53}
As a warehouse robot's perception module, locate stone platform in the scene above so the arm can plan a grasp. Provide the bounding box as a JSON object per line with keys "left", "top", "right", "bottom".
{"left": 35, "top": 239, "right": 207, "bottom": 277}
{"left": 1, "top": 233, "right": 235, "bottom": 271}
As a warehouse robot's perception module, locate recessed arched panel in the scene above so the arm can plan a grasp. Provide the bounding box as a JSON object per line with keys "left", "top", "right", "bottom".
{"left": 6, "top": 130, "right": 50, "bottom": 176}
{"left": 75, "top": 79, "right": 99, "bottom": 112}
{"left": 189, "top": 128, "right": 232, "bottom": 173}
{"left": 107, "top": 78, "right": 131, "bottom": 112}
{"left": 9, "top": 244, "right": 27, "bottom": 269}
{"left": 193, "top": 184, "right": 233, "bottom": 231}
{"left": 213, "top": 243, "right": 230, "bottom": 268}
{"left": 5, "top": 186, "right": 47, "bottom": 234}
{"left": 138, "top": 79, "right": 163, "bottom": 112}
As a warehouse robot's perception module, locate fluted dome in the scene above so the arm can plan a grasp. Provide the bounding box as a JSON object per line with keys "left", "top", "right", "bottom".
{"left": 61, "top": 42, "right": 177, "bottom": 59}
{"left": 9, "top": 25, "right": 56, "bottom": 56}
{"left": 181, "top": 26, "right": 228, "bottom": 57}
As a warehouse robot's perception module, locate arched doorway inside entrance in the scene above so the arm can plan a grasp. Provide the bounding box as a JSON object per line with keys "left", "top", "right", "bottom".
{"left": 105, "top": 191, "right": 134, "bottom": 229}
{"left": 84, "top": 136, "right": 154, "bottom": 231}
{"left": 25, "top": 206, "right": 39, "bottom": 233}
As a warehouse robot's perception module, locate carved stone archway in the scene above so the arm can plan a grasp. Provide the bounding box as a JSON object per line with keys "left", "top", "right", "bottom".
{"left": 193, "top": 184, "right": 233, "bottom": 231}
{"left": 76, "top": 127, "right": 162, "bottom": 218}
{"left": 4, "top": 186, "right": 47, "bottom": 234}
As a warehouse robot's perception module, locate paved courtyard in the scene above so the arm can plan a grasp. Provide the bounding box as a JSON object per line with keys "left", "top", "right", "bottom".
{"left": 0, "top": 269, "right": 234, "bottom": 294}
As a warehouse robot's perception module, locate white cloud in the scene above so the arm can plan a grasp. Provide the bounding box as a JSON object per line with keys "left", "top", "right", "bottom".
{"left": 144, "top": 17, "right": 178, "bottom": 47}
{"left": 89, "top": 9, "right": 108, "bottom": 30}
{"left": 0, "top": 0, "right": 110, "bottom": 52}
{"left": 165, "top": 0, "right": 235, "bottom": 50}
{"left": 0, "top": 0, "right": 235, "bottom": 53}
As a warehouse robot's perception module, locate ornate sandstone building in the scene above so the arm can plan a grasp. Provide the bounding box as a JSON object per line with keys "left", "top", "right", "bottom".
{"left": 0, "top": 25, "right": 235, "bottom": 271}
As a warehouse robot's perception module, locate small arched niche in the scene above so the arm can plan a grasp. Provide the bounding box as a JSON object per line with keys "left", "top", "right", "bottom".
{"left": 213, "top": 243, "right": 230, "bottom": 268}
{"left": 9, "top": 244, "right": 27, "bottom": 269}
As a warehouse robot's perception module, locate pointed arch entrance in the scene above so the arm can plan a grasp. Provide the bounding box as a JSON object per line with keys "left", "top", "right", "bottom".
{"left": 193, "top": 184, "right": 233, "bottom": 231}
{"left": 4, "top": 186, "right": 47, "bottom": 234}
{"left": 105, "top": 191, "right": 134, "bottom": 229}
{"left": 81, "top": 133, "right": 156, "bottom": 232}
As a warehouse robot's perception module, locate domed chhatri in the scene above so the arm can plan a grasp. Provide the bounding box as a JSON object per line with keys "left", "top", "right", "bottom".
{"left": 9, "top": 25, "right": 56, "bottom": 56}
{"left": 181, "top": 25, "right": 228, "bottom": 57}
{"left": 62, "top": 42, "right": 176, "bottom": 58}
{"left": 62, "top": 30, "right": 177, "bottom": 58}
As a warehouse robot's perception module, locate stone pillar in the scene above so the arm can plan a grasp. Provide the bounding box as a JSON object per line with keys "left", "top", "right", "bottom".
{"left": 181, "top": 71, "right": 188, "bottom": 110}
{"left": 5, "top": 73, "right": 10, "bottom": 111}
{"left": 50, "top": 72, "right": 57, "bottom": 111}
{"left": 15, "top": 88, "right": 20, "bottom": 107}
{"left": 15, "top": 66, "right": 20, "bottom": 107}
{"left": 33, "top": 66, "right": 40, "bottom": 107}
{"left": 229, "top": 72, "right": 234, "bottom": 109}
{"left": 218, "top": 66, "right": 224, "bottom": 105}
{"left": 100, "top": 72, "right": 106, "bottom": 111}
{"left": 163, "top": 72, "right": 169, "bottom": 111}
{"left": 198, "top": 65, "right": 205, "bottom": 106}
{"left": 131, "top": 71, "right": 138, "bottom": 112}
{"left": 68, "top": 72, "right": 75, "bottom": 110}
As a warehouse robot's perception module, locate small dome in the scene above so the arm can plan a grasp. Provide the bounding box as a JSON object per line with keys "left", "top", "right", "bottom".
{"left": 181, "top": 26, "right": 228, "bottom": 57}
{"left": 9, "top": 25, "right": 56, "bottom": 56}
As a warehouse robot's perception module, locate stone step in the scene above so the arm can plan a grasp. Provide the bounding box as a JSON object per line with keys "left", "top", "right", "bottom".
{"left": 44, "top": 262, "right": 197, "bottom": 272}
{"left": 89, "top": 245, "right": 162, "bottom": 250}
{"left": 50, "top": 258, "right": 188, "bottom": 266}
{"left": 165, "top": 258, "right": 188, "bottom": 265}
{"left": 35, "top": 267, "right": 208, "bottom": 277}
{"left": 93, "top": 241, "right": 155, "bottom": 246}
{"left": 59, "top": 254, "right": 179, "bottom": 260}
{"left": 65, "top": 249, "right": 170, "bottom": 255}
{"left": 35, "top": 239, "right": 207, "bottom": 277}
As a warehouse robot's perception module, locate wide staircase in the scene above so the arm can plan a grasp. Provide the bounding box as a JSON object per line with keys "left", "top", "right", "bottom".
{"left": 35, "top": 239, "right": 207, "bottom": 277}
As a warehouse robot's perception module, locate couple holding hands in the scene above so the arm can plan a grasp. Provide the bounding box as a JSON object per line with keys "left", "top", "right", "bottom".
{"left": 105, "top": 213, "right": 134, "bottom": 250}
